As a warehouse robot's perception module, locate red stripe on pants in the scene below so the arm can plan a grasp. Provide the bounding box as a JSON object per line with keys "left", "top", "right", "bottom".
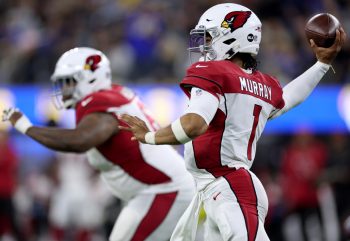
{"left": 130, "top": 191, "right": 178, "bottom": 241}
{"left": 224, "top": 168, "right": 258, "bottom": 241}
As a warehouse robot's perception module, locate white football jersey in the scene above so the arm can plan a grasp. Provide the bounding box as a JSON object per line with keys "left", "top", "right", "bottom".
{"left": 76, "top": 85, "right": 194, "bottom": 201}
{"left": 180, "top": 60, "right": 285, "bottom": 189}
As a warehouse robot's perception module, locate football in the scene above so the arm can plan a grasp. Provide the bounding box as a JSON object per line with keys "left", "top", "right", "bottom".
{"left": 305, "top": 13, "right": 340, "bottom": 48}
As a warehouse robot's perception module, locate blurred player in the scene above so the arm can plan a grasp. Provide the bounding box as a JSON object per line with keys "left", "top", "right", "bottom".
{"left": 2, "top": 47, "right": 195, "bottom": 241}
{"left": 118, "top": 3, "right": 346, "bottom": 241}
{"left": 0, "top": 129, "right": 22, "bottom": 241}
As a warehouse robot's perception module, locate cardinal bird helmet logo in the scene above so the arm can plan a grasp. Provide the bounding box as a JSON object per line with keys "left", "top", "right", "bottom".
{"left": 221, "top": 11, "right": 252, "bottom": 32}
{"left": 84, "top": 55, "right": 102, "bottom": 72}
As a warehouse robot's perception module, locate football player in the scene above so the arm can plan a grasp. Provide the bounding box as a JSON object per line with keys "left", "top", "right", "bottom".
{"left": 118, "top": 3, "right": 346, "bottom": 241}
{"left": 2, "top": 47, "right": 195, "bottom": 241}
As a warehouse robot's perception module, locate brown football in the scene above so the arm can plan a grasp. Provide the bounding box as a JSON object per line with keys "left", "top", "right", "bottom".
{"left": 305, "top": 13, "right": 340, "bottom": 48}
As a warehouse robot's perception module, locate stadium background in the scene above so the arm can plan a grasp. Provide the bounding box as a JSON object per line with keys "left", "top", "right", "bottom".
{"left": 0, "top": 0, "right": 349, "bottom": 240}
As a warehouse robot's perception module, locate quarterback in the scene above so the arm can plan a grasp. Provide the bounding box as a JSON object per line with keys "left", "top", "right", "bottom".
{"left": 2, "top": 47, "right": 195, "bottom": 241}
{"left": 119, "top": 3, "right": 346, "bottom": 241}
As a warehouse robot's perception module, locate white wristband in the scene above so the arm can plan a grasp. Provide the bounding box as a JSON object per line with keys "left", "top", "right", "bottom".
{"left": 14, "top": 115, "right": 33, "bottom": 134}
{"left": 145, "top": 132, "right": 156, "bottom": 144}
{"left": 171, "top": 119, "right": 191, "bottom": 144}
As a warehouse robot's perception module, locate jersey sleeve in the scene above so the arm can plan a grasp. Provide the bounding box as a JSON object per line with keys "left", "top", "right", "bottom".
{"left": 180, "top": 62, "right": 222, "bottom": 100}
{"left": 185, "top": 87, "right": 219, "bottom": 124}
{"left": 269, "top": 61, "right": 329, "bottom": 120}
{"left": 269, "top": 75, "right": 285, "bottom": 110}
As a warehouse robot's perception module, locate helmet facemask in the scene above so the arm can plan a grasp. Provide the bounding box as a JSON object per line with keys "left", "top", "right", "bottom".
{"left": 188, "top": 25, "right": 217, "bottom": 63}
{"left": 188, "top": 25, "right": 241, "bottom": 63}
{"left": 52, "top": 74, "right": 79, "bottom": 109}
{"left": 51, "top": 70, "right": 96, "bottom": 109}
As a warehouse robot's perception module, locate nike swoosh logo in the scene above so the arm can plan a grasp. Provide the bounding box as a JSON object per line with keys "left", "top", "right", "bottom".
{"left": 213, "top": 192, "right": 221, "bottom": 201}
{"left": 195, "top": 64, "right": 208, "bottom": 68}
{"left": 81, "top": 97, "right": 93, "bottom": 107}
{"left": 206, "top": 19, "right": 213, "bottom": 22}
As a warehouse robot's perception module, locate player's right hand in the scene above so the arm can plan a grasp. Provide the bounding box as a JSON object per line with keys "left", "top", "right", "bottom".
{"left": 310, "top": 27, "right": 347, "bottom": 64}
{"left": 2, "top": 107, "right": 22, "bottom": 125}
{"left": 2, "top": 107, "right": 32, "bottom": 134}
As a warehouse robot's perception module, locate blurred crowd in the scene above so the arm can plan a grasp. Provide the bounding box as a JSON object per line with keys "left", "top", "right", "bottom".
{"left": 1, "top": 0, "right": 350, "bottom": 241}
{"left": 0, "top": 0, "right": 349, "bottom": 85}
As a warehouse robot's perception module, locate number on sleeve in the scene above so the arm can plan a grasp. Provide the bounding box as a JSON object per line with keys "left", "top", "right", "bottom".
{"left": 247, "top": 104, "right": 262, "bottom": 160}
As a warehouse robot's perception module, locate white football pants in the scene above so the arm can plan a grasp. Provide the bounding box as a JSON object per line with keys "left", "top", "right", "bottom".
{"left": 202, "top": 168, "right": 270, "bottom": 241}
{"left": 109, "top": 186, "right": 193, "bottom": 241}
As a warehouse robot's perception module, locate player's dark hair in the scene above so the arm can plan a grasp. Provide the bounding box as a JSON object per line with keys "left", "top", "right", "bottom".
{"left": 234, "top": 53, "right": 258, "bottom": 71}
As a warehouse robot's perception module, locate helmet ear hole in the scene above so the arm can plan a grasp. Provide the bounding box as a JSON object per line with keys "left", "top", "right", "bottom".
{"left": 89, "top": 79, "right": 96, "bottom": 84}
{"left": 223, "top": 38, "right": 236, "bottom": 45}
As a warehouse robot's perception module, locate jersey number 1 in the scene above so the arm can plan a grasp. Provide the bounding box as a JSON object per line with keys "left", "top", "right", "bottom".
{"left": 247, "top": 104, "right": 262, "bottom": 160}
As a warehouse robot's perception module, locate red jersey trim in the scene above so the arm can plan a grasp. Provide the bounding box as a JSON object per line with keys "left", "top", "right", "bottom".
{"left": 191, "top": 109, "right": 230, "bottom": 177}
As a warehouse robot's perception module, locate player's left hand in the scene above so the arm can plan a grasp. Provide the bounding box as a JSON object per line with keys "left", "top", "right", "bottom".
{"left": 2, "top": 107, "right": 23, "bottom": 125}
{"left": 118, "top": 114, "right": 150, "bottom": 143}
